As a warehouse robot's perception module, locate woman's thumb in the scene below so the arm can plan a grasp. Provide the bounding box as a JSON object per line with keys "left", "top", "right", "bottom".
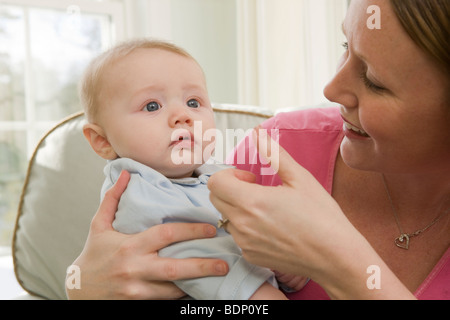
{"left": 91, "top": 170, "right": 130, "bottom": 232}
{"left": 252, "top": 126, "right": 308, "bottom": 187}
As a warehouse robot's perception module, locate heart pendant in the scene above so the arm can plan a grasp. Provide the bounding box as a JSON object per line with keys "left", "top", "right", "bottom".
{"left": 394, "top": 234, "right": 410, "bottom": 250}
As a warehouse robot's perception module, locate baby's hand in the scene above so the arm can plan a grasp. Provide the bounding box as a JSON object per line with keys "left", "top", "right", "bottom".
{"left": 274, "top": 271, "right": 309, "bottom": 293}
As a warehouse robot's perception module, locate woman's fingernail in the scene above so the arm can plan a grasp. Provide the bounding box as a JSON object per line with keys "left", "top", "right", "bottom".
{"left": 205, "top": 225, "right": 216, "bottom": 237}
{"left": 215, "top": 262, "right": 227, "bottom": 274}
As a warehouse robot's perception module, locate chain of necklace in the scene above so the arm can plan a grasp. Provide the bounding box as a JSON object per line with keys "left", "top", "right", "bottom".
{"left": 381, "top": 174, "right": 450, "bottom": 250}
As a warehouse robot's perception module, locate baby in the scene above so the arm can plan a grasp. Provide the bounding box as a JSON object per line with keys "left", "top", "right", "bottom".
{"left": 79, "top": 39, "right": 286, "bottom": 300}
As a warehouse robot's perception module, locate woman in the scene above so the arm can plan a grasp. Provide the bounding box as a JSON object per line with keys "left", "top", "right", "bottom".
{"left": 67, "top": 0, "right": 449, "bottom": 299}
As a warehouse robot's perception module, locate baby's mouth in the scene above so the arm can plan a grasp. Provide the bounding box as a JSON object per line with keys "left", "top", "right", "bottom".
{"left": 170, "top": 131, "right": 194, "bottom": 147}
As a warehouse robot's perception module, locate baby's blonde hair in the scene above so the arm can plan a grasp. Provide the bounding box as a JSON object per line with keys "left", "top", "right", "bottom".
{"left": 79, "top": 39, "right": 196, "bottom": 123}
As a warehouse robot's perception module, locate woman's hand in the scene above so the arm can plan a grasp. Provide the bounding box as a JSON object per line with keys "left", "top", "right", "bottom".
{"left": 209, "top": 129, "right": 352, "bottom": 277}
{"left": 66, "top": 170, "right": 229, "bottom": 300}
{"left": 274, "top": 271, "right": 310, "bottom": 293}
{"left": 208, "top": 129, "right": 414, "bottom": 299}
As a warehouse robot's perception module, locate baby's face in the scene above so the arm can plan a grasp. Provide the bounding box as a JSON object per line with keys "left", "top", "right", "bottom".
{"left": 98, "top": 48, "right": 216, "bottom": 178}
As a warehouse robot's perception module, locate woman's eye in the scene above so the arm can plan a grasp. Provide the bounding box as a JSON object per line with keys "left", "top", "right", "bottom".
{"left": 360, "top": 72, "right": 386, "bottom": 93}
{"left": 187, "top": 99, "right": 200, "bottom": 108}
{"left": 342, "top": 41, "right": 349, "bottom": 51}
{"left": 144, "top": 101, "right": 161, "bottom": 112}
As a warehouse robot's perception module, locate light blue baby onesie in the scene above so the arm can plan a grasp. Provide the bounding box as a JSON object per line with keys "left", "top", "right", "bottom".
{"left": 102, "top": 158, "right": 277, "bottom": 300}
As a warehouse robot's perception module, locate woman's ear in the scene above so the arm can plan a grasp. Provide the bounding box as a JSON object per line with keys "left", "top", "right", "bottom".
{"left": 83, "top": 123, "right": 118, "bottom": 160}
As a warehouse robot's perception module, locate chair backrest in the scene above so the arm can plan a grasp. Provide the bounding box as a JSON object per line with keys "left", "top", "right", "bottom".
{"left": 12, "top": 104, "right": 272, "bottom": 299}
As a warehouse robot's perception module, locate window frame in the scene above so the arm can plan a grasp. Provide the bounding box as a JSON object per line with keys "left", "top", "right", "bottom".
{"left": 0, "top": 0, "right": 125, "bottom": 158}
{"left": 0, "top": 0, "right": 126, "bottom": 251}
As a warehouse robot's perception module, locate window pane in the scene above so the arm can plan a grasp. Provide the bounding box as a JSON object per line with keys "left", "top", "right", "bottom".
{"left": 29, "top": 7, "right": 112, "bottom": 121}
{"left": 0, "top": 3, "right": 116, "bottom": 248}
{"left": 0, "top": 6, "right": 26, "bottom": 121}
{"left": 0, "top": 131, "right": 27, "bottom": 245}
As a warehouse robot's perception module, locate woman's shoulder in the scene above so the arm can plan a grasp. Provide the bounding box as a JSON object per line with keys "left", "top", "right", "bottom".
{"left": 262, "top": 106, "right": 342, "bottom": 132}
{"left": 415, "top": 248, "right": 450, "bottom": 300}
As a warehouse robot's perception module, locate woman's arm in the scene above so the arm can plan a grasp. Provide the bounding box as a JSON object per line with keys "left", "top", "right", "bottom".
{"left": 208, "top": 130, "right": 415, "bottom": 300}
{"left": 66, "top": 170, "right": 229, "bottom": 300}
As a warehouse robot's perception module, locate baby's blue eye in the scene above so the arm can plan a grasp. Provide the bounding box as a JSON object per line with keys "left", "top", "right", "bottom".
{"left": 144, "top": 101, "right": 161, "bottom": 112}
{"left": 187, "top": 99, "right": 199, "bottom": 108}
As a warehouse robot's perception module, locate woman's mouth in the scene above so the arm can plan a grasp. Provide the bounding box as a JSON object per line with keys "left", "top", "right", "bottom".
{"left": 342, "top": 118, "right": 370, "bottom": 139}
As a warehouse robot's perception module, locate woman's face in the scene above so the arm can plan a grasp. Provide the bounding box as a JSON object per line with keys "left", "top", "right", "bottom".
{"left": 323, "top": 0, "right": 450, "bottom": 175}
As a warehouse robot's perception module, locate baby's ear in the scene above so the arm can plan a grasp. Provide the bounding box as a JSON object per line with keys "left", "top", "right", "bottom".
{"left": 83, "top": 123, "right": 118, "bottom": 160}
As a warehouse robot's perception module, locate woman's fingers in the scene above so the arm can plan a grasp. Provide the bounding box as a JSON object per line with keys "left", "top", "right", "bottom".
{"left": 143, "top": 256, "right": 229, "bottom": 282}
{"left": 274, "top": 271, "right": 310, "bottom": 292}
{"left": 125, "top": 224, "right": 231, "bottom": 280}
{"left": 112, "top": 256, "right": 229, "bottom": 300}
{"left": 135, "top": 222, "right": 217, "bottom": 253}
{"left": 208, "top": 168, "right": 260, "bottom": 209}
{"left": 125, "top": 281, "right": 186, "bottom": 300}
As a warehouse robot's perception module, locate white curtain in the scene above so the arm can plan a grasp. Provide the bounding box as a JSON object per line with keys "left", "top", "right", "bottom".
{"left": 237, "top": 0, "right": 348, "bottom": 111}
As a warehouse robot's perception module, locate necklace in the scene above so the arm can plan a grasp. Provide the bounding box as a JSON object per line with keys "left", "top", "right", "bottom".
{"left": 381, "top": 174, "right": 449, "bottom": 250}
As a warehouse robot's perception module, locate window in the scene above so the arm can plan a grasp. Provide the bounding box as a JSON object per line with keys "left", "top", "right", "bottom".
{"left": 0, "top": 0, "right": 124, "bottom": 249}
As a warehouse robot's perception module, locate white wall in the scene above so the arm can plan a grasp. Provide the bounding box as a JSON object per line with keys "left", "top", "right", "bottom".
{"left": 125, "top": 0, "right": 239, "bottom": 105}
{"left": 170, "top": 0, "right": 238, "bottom": 105}
{"left": 124, "top": 0, "right": 348, "bottom": 109}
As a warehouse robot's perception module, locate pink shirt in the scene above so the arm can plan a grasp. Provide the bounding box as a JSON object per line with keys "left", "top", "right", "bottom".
{"left": 228, "top": 107, "right": 449, "bottom": 300}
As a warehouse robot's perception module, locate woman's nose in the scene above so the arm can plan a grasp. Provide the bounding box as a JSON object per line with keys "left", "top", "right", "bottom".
{"left": 323, "top": 56, "right": 358, "bottom": 109}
